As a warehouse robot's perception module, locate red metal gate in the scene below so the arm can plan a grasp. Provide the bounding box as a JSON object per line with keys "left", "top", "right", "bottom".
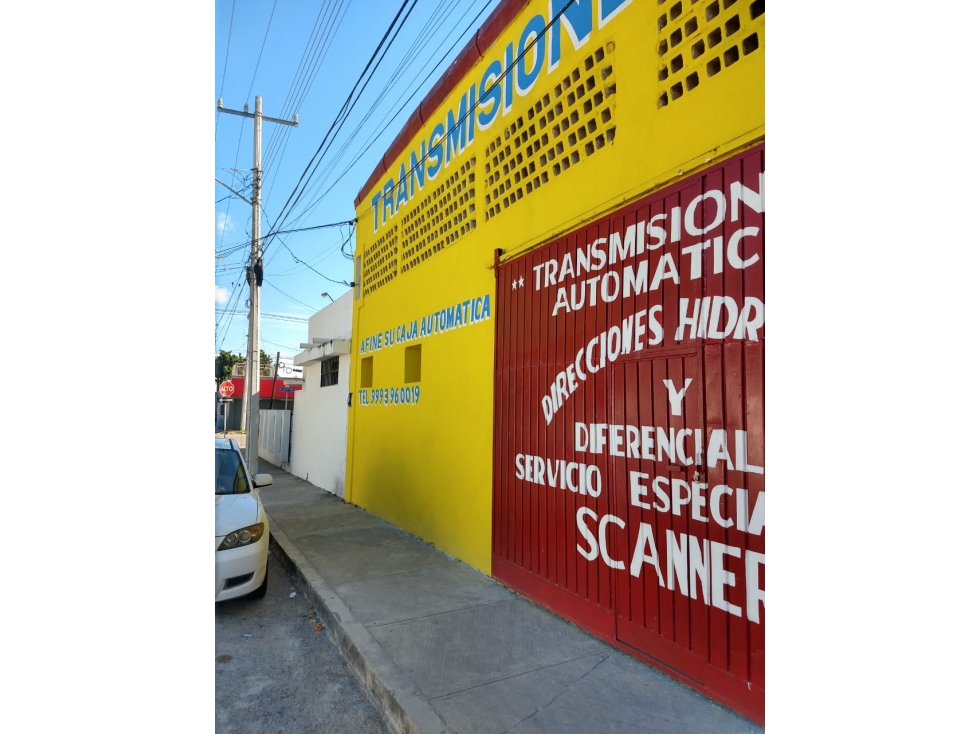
{"left": 493, "top": 144, "right": 765, "bottom": 723}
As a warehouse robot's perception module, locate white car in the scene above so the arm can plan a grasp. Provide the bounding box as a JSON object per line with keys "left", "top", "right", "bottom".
{"left": 215, "top": 438, "right": 273, "bottom": 601}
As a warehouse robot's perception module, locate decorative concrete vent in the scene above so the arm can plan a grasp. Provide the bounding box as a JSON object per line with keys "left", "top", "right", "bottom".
{"left": 362, "top": 225, "right": 398, "bottom": 297}
{"left": 400, "top": 157, "right": 478, "bottom": 275}
{"left": 655, "top": 0, "right": 764, "bottom": 109}
{"left": 483, "top": 45, "right": 618, "bottom": 223}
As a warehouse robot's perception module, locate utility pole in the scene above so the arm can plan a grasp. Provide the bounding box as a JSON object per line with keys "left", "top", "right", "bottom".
{"left": 269, "top": 351, "right": 281, "bottom": 413}
{"left": 217, "top": 96, "right": 298, "bottom": 475}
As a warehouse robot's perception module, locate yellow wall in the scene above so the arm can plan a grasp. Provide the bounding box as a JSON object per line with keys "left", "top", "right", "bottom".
{"left": 347, "top": 0, "right": 765, "bottom": 573}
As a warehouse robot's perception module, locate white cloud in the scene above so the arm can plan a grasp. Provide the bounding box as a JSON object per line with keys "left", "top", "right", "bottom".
{"left": 216, "top": 211, "right": 233, "bottom": 234}
{"left": 215, "top": 285, "right": 232, "bottom": 305}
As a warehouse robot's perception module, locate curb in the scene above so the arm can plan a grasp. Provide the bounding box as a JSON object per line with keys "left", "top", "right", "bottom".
{"left": 267, "top": 516, "right": 451, "bottom": 734}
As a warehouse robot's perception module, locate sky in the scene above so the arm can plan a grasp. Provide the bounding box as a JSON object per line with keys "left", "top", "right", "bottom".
{"left": 214, "top": 0, "right": 501, "bottom": 359}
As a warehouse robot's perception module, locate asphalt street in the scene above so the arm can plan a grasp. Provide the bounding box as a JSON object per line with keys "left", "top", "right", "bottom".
{"left": 215, "top": 550, "right": 392, "bottom": 734}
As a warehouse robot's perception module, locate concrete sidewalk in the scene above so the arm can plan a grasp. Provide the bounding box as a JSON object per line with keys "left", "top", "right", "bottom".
{"left": 255, "top": 458, "right": 763, "bottom": 734}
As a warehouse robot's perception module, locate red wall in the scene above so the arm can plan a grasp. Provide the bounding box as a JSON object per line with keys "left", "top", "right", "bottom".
{"left": 493, "top": 145, "right": 765, "bottom": 723}
{"left": 228, "top": 376, "right": 304, "bottom": 399}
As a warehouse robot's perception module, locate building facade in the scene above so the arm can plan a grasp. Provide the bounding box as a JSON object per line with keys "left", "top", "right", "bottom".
{"left": 346, "top": 0, "right": 764, "bottom": 722}
{"left": 218, "top": 360, "right": 304, "bottom": 432}
{"left": 291, "top": 291, "right": 354, "bottom": 498}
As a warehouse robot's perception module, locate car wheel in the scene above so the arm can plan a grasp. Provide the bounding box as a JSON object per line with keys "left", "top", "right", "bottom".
{"left": 247, "top": 562, "right": 269, "bottom": 599}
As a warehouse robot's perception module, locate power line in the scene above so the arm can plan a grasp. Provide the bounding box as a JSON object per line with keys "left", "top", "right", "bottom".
{"left": 219, "top": 0, "right": 510, "bottom": 322}
{"left": 351, "top": 0, "right": 488, "bottom": 165}
{"left": 245, "top": 0, "right": 279, "bottom": 101}
{"left": 339, "top": 222, "right": 356, "bottom": 260}
{"left": 278, "top": 0, "right": 421, "bottom": 229}
{"left": 292, "top": 0, "right": 351, "bottom": 112}
{"left": 216, "top": 0, "right": 237, "bottom": 138}
{"left": 262, "top": 338, "right": 304, "bottom": 351}
{"left": 215, "top": 242, "right": 251, "bottom": 258}
{"left": 215, "top": 242, "right": 252, "bottom": 346}
{"left": 268, "top": 0, "right": 495, "bottom": 239}
{"left": 336, "top": 0, "right": 581, "bottom": 224}
{"left": 263, "top": 0, "right": 350, "bottom": 196}
{"left": 262, "top": 0, "right": 419, "bottom": 246}
{"left": 302, "top": 0, "right": 458, "bottom": 189}
{"left": 264, "top": 279, "right": 318, "bottom": 311}
{"left": 216, "top": 310, "right": 311, "bottom": 323}
{"left": 293, "top": 0, "right": 494, "bottom": 224}
{"left": 215, "top": 0, "right": 244, "bottom": 255}
{"left": 274, "top": 220, "right": 355, "bottom": 237}
{"left": 265, "top": 223, "right": 353, "bottom": 276}
{"left": 215, "top": 129, "right": 248, "bottom": 254}
{"left": 270, "top": 235, "right": 353, "bottom": 288}
{"left": 261, "top": 0, "right": 452, "bottom": 276}
{"left": 292, "top": 0, "right": 470, "bottom": 217}
{"left": 215, "top": 218, "right": 354, "bottom": 258}
{"left": 215, "top": 180, "right": 250, "bottom": 205}
{"left": 217, "top": 274, "right": 246, "bottom": 349}
{"left": 262, "top": 0, "right": 338, "bottom": 167}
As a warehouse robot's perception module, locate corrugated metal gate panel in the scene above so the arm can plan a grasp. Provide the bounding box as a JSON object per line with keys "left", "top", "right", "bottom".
{"left": 494, "top": 241, "right": 616, "bottom": 635}
{"left": 493, "top": 144, "right": 765, "bottom": 723}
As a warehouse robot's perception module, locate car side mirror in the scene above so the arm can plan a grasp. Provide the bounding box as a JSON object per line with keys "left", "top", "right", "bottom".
{"left": 253, "top": 473, "right": 273, "bottom": 488}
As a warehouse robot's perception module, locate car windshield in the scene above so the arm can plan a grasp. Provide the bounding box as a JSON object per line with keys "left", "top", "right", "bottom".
{"left": 215, "top": 448, "right": 249, "bottom": 495}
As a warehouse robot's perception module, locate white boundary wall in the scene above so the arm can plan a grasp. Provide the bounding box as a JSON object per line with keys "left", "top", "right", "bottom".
{"left": 258, "top": 409, "right": 291, "bottom": 467}
{"left": 289, "top": 290, "right": 353, "bottom": 498}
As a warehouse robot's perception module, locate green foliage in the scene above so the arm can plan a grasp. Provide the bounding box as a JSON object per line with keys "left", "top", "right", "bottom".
{"left": 215, "top": 350, "right": 244, "bottom": 380}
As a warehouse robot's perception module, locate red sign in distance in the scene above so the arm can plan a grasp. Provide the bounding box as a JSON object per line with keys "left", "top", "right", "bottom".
{"left": 219, "top": 381, "right": 235, "bottom": 398}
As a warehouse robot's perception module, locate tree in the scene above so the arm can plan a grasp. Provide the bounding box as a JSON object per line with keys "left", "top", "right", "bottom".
{"left": 215, "top": 349, "right": 273, "bottom": 380}
{"left": 215, "top": 350, "right": 244, "bottom": 380}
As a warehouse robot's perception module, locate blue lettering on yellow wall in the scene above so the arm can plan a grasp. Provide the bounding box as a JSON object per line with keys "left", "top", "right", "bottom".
{"left": 371, "top": 191, "right": 382, "bottom": 230}
{"left": 477, "top": 60, "right": 503, "bottom": 130}
{"left": 445, "top": 93, "right": 470, "bottom": 166}
{"left": 549, "top": 0, "right": 592, "bottom": 72}
{"left": 503, "top": 42, "right": 515, "bottom": 114}
{"left": 382, "top": 180, "right": 395, "bottom": 224}
{"left": 517, "top": 16, "right": 547, "bottom": 95}
{"left": 366, "top": 295, "right": 493, "bottom": 350}
{"left": 367, "top": 0, "right": 636, "bottom": 232}
{"left": 396, "top": 163, "right": 409, "bottom": 210}
{"left": 409, "top": 142, "right": 426, "bottom": 197}
{"left": 427, "top": 122, "right": 445, "bottom": 179}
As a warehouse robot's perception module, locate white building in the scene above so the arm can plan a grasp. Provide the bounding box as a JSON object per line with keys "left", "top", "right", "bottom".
{"left": 289, "top": 290, "right": 353, "bottom": 498}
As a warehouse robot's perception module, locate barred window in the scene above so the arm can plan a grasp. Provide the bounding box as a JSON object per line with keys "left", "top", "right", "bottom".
{"left": 320, "top": 356, "right": 339, "bottom": 387}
